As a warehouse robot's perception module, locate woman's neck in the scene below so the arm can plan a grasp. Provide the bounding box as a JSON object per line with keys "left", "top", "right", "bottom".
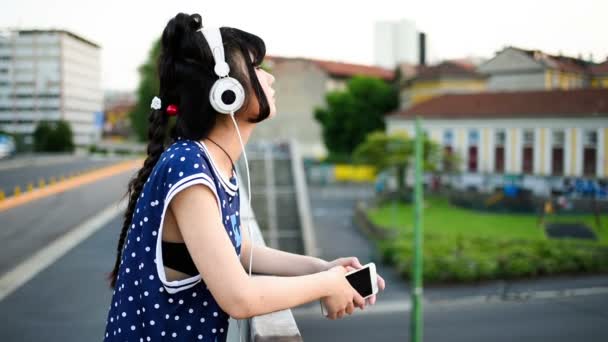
{"left": 201, "top": 116, "right": 253, "bottom": 175}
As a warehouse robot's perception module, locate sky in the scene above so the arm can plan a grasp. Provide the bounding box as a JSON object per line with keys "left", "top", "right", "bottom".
{"left": 1, "top": 0, "right": 606, "bottom": 91}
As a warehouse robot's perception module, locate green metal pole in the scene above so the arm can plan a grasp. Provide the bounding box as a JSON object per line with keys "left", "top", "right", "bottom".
{"left": 410, "top": 117, "right": 424, "bottom": 342}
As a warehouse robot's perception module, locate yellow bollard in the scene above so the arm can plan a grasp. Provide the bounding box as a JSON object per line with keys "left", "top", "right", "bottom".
{"left": 39, "top": 179, "right": 45, "bottom": 188}
{"left": 50, "top": 177, "right": 56, "bottom": 185}
{"left": 14, "top": 185, "right": 21, "bottom": 196}
{"left": 0, "top": 190, "right": 5, "bottom": 201}
{"left": 60, "top": 175, "right": 65, "bottom": 182}
{"left": 27, "top": 183, "right": 34, "bottom": 192}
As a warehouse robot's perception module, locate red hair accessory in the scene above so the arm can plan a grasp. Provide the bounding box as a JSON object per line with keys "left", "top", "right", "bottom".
{"left": 166, "top": 104, "right": 178, "bottom": 116}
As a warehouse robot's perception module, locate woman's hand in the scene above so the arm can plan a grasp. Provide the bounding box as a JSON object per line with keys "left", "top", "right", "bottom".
{"left": 323, "top": 257, "right": 386, "bottom": 306}
{"left": 322, "top": 266, "right": 365, "bottom": 320}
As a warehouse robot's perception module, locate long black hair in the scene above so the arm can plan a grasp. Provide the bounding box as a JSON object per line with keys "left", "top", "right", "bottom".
{"left": 108, "top": 12, "right": 270, "bottom": 288}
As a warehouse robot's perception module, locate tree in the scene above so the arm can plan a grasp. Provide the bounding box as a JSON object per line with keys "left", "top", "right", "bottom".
{"left": 33, "top": 120, "right": 74, "bottom": 152}
{"left": 314, "top": 76, "right": 399, "bottom": 161}
{"left": 353, "top": 130, "right": 441, "bottom": 193}
{"left": 33, "top": 121, "right": 53, "bottom": 151}
{"left": 130, "top": 39, "right": 161, "bottom": 142}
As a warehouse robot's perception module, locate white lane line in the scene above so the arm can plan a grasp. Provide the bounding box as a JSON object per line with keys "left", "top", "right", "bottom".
{"left": 292, "top": 286, "right": 608, "bottom": 317}
{"left": 293, "top": 300, "right": 411, "bottom": 317}
{"left": 0, "top": 199, "right": 126, "bottom": 302}
{"left": 0, "top": 155, "right": 80, "bottom": 171}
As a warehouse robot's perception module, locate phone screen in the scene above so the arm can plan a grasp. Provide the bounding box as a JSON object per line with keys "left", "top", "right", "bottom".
{"left": 346, "top": 267, "right": 373, "bottom": 297}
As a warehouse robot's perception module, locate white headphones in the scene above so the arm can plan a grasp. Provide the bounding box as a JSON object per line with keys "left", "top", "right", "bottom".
{"left": 198, "top": 27, "right": 245, "bottom": 115}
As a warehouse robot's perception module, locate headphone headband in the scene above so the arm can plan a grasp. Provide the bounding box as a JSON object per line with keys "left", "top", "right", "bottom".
{"left": 198, "top": 27, "right": 230, "bottom": 77}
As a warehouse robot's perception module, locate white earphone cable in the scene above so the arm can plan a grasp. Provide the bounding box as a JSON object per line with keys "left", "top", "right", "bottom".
{"left": 230, "top": 112, "right": 253, "bottom": 342}
{"left": 229, "top": 112, "right": 254, "bottom": 278}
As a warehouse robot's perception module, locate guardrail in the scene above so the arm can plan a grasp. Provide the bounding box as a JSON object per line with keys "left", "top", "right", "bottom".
{"left": 227, "top": 148, "right": 304, "bottom": 341}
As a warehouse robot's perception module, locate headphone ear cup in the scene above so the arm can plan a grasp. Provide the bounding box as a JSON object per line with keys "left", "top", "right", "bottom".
{"left": 209, "top": 77, "right": 245, "bottom": 114}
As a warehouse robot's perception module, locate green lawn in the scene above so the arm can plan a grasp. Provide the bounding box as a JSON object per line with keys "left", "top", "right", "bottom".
{"left": 367, "top": 197, "right": 608, "bottom": 245}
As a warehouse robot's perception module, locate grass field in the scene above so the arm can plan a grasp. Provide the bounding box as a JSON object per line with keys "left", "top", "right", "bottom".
{"left": 367, "top": 196, "right": 608, "bottom": 245}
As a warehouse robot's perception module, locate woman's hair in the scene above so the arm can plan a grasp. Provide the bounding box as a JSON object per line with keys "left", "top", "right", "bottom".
{"left": 108, "top": 12, "right": 270, "bottom": 288}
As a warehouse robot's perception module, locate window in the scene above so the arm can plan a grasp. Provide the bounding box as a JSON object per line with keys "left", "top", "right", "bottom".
{"left": 552, "top": 130, "right": 565, "bottom": 146}
{"left": 522, "top": 130, "right": 534, "bottom": 173}
{"left": 551, "top": 130, "right": 565, "bottom": 175}
{"left": 468, "top": 145, "right": 478, "bottom": 172}
{"left": 583, "top": 129, "right": 597, "bottom": 176}
{"left": 495, "top": 130, "right": 506, "bottom": 146}
{"left": 468, "top": 129, "right": 479, "bottom": 146}
{"left": 523, "top": 129, "right": 534, "bottom": 146}
{"left": 584, "top": 130, "right": 597, "bottom": 147}
{"left": 443, "top": 130, "right": 453, "bottom": 146}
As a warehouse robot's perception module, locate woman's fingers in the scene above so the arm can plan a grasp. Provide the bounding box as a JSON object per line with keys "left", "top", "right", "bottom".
{"left": 336, "top": 309, "right": 345, "bottom": 319}
{"left": 345, "top": 302, "right": 355, "bottom": 315}
{"left": 353, "top": 291, "right": 365, "bottom": 308}
{"left": 378, "top": 274, "right": 386, "bottom": 291}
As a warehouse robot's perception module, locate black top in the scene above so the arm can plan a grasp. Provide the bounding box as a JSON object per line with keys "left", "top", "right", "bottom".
{"left": 161, "top": 241, "right": 198, "bottom": 276}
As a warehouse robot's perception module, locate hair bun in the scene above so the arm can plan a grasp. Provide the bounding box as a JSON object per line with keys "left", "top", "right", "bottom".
{"left": 189, "top": 14, "right": 203, "bottom": 31}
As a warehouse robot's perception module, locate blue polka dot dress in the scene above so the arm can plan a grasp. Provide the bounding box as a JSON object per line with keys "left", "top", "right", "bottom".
{"left": 104, "top": 137, "right": 242, "bottom": 341}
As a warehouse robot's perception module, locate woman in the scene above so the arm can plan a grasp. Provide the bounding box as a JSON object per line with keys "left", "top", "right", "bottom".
{"left": 104, "top": 12, "right": 384, "bottom": 341}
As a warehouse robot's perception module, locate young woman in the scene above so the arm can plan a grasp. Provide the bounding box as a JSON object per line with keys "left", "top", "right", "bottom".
{"left": 104, "top": 12, "right": 385, "bottom": 341}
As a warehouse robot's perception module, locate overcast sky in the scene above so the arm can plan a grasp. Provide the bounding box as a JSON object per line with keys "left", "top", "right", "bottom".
{"left": 1, "top": 0, "right": 606, "bottom": 91}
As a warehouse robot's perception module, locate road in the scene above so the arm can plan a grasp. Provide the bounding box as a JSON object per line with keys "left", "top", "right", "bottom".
{"left": 0, "top": 154, "right": 126, "bottom": 196}
{"left": 0, "top": 164, "right": 606, "bottom": 341}
{"left": 291, "top": 184, "right": 608, "bottom": 341}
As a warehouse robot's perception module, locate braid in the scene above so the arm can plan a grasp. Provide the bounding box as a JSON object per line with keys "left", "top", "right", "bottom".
{"left": 107, "top": 108, "right": 168, "bottom": 288}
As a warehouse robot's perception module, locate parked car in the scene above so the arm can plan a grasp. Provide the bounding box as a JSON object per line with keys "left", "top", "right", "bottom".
{"left": 0, "top": 134, "right": 16, "bottom": 159}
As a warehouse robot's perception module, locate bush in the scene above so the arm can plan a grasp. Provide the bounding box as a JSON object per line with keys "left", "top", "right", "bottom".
{"left": 33, "top": 120, "right": 74, "bottom": 152}
{"left": 374, "top": 227, "right": 608, "bottom": 284}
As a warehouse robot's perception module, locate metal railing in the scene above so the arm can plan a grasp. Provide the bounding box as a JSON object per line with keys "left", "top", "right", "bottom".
{"left": 227, "top": 140, "right": 313, "bottom": 341}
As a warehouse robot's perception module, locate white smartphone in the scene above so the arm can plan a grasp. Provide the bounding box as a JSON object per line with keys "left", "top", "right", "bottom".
{"left": 321, "top": 262, "right": 379, "bottom": 317}
{"left": 345, "top": 262, "right": 378, "bottom": 299}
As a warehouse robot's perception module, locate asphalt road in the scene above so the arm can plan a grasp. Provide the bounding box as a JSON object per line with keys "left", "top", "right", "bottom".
{"left": 0, "top": 167, "right": 135, "bottom": 275}
{"left": 292, "top": 184, "right": 608, "bottom": 341}
{"left": 0, "top": 155, "right": 127, "bottom": 196}
{"left": 0, "top": 176, "right": 607, "bottom": 341}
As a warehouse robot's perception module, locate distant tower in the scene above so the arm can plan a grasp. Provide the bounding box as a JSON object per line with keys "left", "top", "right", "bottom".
{"left": 374, "top": 18, "right": 427, "bottom": 69}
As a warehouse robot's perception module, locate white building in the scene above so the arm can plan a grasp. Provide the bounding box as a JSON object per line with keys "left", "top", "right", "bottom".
{"left": 0, "top": 29, "right": 102, "bottom": 146}
{"left": 387, "top": 88, "right": 608, "bottom": 179}
{"left": 374, "top": 19, "right": 426, "bottom": 69}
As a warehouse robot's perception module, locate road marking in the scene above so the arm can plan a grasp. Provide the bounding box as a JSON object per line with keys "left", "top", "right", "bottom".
{"left": 0, "top": 155, "right": 79, "bottom": 171}
{"left": 0, "top": 199, "right": 126, "bottom": 302}
{"left": 293, "top": 300, "right": 411, "bottom": 317}
{"left": 292, "top": 286, "right": 608, "bottom": 317}
{"left": 0, "top": 158, "right": 142, "bottom": 212}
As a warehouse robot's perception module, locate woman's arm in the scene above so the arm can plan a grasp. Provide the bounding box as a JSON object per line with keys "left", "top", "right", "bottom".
{"left": 172, "top": 184, "right": 356, "bottom": 319}
{"left": 243, "top": 244, "right": 327, "bottom": 276}
{"left": 239, "top": 221, "right": 387, "bottom": 305}
{"left": 238, "top": 223, "right": 327, "bottom": 275}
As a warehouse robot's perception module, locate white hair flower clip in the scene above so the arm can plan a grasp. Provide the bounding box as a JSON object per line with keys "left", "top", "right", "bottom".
{"left": 150, "top": 96, "right": 162, "bottom": 110}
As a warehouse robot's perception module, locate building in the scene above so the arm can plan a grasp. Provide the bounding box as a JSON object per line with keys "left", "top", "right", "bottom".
{"left": 400, "top": 60, "right": 487, "bottom": 110}
{"left": 0, "top": 29, "right": 102, "bottom": 146}
{"left": 103, "top": 90, "right": 135, "bottom": 140}
{"left": 478, "top": 46, "right": 596, "bottom": 92}
{"left": 374, "top": 19, "right": 427, "bottom": 69}
{"left": 591, "top": 59, "right": 608, "bottom": 88}
{"left": 253, "top": 55, "right": 394, "bottom": 158}
{"left": 386, "top": 88, "right": 608, "bottom": 179}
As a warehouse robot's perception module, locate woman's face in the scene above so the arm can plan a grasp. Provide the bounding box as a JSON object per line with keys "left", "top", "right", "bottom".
{"left": 254, "top": 65, "right": 276, "bottom": 118}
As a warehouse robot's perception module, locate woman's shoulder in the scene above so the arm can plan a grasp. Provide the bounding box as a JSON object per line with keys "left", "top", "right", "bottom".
{"left": 152, "top": 138, "right": 217, "bottom": 187}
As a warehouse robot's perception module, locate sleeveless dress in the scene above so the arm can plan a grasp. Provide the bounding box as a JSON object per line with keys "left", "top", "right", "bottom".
{"left": 103, "top": 137, "right": 242, "bottom": 341}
